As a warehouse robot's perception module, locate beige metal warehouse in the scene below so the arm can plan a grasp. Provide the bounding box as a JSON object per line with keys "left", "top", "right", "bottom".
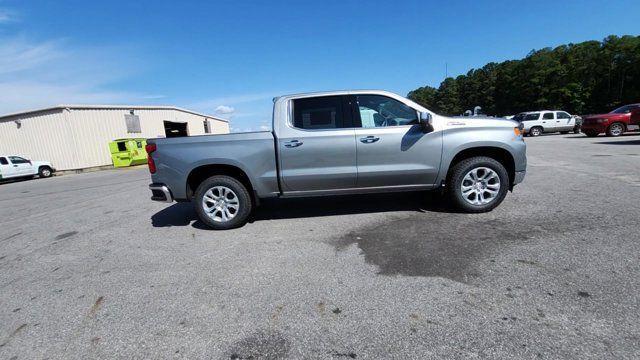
{"left": 0, "top": 105, "right": 229, "bottom": 171}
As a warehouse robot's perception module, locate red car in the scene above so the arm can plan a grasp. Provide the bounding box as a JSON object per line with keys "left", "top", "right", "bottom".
{"left": 581, "top": 104, "right": 640, "bottom": 137}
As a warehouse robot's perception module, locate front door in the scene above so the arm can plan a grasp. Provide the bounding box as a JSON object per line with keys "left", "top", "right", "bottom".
{"left": 556, "top": 111, "right": 574, "bottom": 131}
{"left": 352, "top": 94, "right": 442, "bottom": 188}
{"left": 8, "top": 156, "right": 33, "bottom": 176}
{"left": 278, "top": 95, "right": 357, "bottom": 192}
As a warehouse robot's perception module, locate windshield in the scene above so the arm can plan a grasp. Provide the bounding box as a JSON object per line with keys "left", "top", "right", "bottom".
{"left": 610, "top": 104, "right": 639, "bottom": 114}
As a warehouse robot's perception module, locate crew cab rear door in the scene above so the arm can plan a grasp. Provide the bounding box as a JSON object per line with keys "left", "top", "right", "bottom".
{"left": 277, "top": 95, "right": 357, "bottom": 192}
{"left": 352, "top": 94, "right": 442, "bottom": 187}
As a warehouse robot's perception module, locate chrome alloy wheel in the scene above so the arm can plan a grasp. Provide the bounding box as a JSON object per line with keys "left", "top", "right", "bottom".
{"left": 202, "top": 186, "right": 240, "bottom": 222}
{"left": 41, "top": 168, "right": 51, "bottom": 177}
{"left": 460, "top": 167, "right": 501, "bottom": 206}
{"left": 609, "top": 123, "right": 624, "bottom": 136}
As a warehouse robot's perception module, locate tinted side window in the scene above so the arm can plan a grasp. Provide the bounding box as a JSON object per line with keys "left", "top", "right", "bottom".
{"left": 556, "top": 112, "right": 571, "bottom": 119}
{"left": 524, "top": 113, "right": 540, "bottom": 121}
{"left": 356, "top": 95, "right": 418, "bottom": 128}
{"left": 0, "top": 157, "right": 8, "bottom": 165}
{"left": 293, "top": 96, "right": 346, "bottom": 130}
{"left": 542, "top": 112, "right": 554, "bottom": 120}
{"left": 8, "top": 156, "right": 29, "bottom": 164}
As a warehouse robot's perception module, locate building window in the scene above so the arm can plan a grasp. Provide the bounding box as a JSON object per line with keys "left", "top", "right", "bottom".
{"left": 125, "top": 114, "right": 141, "bottom": 133}
{"left": 204, "top": 120, "right": 211, "bottom": 133}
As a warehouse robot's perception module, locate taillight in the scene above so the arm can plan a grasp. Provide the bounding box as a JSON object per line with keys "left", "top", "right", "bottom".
{"left": 145, "top": 143, "right": 157, "bottom": 174}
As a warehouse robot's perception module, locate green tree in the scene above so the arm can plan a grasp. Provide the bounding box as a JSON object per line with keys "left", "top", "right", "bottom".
{"left": 408, "top": 35, "right": 640, "bottom": 116}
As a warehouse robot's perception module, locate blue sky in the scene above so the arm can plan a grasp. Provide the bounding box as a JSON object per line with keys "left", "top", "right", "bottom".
{"left": 0, "top": 0, "right": 638, "bottom": 131}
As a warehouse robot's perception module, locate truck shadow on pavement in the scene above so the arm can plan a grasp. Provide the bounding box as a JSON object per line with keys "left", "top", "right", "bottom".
{"left": 150, "top": 192, "right": 451, "bottom": 229}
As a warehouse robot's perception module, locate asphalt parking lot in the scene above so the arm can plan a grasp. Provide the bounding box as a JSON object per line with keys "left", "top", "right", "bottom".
{"left": 1, "top": 134, "right": 639, "bottom": 359}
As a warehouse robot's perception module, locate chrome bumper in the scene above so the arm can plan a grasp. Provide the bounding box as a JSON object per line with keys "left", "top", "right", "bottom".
{"left": 149, "top": 183, "right": 173, "bottom": 203}
{"left": 514, "top": 170, "right": 526, "bottom": 185}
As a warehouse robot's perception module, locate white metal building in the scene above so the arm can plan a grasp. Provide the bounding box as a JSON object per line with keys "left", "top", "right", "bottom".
{"left": 0, "top": 105, "right": 229, "bottom": 171}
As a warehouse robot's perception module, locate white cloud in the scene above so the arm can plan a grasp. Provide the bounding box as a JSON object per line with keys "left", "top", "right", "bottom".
{"left": 259, "top": 124, "right": 271, "bottom": 131}
{"left": 0, "top": 35, "right": 153, "bottom": 115}
{"left": 215, "top": 105, "right": 235, "bottom": 114}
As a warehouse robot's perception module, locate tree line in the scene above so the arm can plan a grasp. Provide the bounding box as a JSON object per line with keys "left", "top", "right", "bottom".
{"left": 407, "top": 35, "right": 640, "bottom": 116}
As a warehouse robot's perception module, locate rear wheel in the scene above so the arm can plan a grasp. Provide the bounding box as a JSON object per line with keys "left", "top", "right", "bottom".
{"left": 38, "top": 166, "right": 53, "bottom": 178}
{"left": 194, "top": 175, "right": 252, "bottom": 230}
{"left": 606, "top": 122, "right": 625, "bottom": 137}
{"left": 529, "top": 126, "right": 543, "bottom": 137}
{"left": 447, "top": 156, "right": 509, "bottom": 213}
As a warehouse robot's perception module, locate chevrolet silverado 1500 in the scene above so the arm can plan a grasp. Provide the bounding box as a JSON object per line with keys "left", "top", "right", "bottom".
{"left": 147, "top": 90, "right": 527, "bottom": 229}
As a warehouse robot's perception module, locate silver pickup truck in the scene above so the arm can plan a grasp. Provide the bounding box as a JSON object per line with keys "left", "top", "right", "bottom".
{"left": 148, "top": 90, "right": 526, "bottom": 229}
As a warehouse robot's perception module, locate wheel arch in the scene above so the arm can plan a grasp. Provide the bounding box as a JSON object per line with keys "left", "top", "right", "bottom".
{"left": 186, "top": 164, "right": 257, "bottom": 205}
{"left": 444, "top": 146, "right": 516, "bottom": 190}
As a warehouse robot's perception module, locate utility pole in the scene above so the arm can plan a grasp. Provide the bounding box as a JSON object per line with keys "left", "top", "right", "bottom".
{"left": 445, "top": 62, "right": 448, "bottom": 78}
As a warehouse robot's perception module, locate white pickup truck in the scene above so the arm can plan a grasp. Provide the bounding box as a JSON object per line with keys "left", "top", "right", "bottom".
{"left": 0, "top": 155, "right": 55, "bottom": 181}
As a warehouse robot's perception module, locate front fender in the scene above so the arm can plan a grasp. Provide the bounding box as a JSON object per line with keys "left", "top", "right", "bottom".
{"left": 436, "top": 127, "right": 527, "bottom": 185}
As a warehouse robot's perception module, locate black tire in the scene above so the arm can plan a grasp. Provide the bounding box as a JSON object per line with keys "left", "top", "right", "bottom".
{"left": 584, "top": 130, "right": 599, "bottom": 137}
{"left": 573, "top": 126, "right": 581, "bottom": 134}
{"left": 38, "top": 166, "right": 53, "bottom": 178}
{"left": 194, "top": 175, "right": 252, "bottom": 230}
{"left": 446, "top": 156, "right": 509, "bottom": 213}
{"left": 606, "top": 122, "right": 625, "bottom": 137}
{"left": 529, "top": 126, "right": 543, "bottom": 137}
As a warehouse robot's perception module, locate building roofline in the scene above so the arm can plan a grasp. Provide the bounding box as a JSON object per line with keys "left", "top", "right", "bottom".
{"left": 0, "top": 104, "right": 229, "bottom": 122}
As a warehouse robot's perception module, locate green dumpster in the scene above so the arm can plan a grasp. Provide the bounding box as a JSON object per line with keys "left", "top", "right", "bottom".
{"left": 108, "top": 138, "right": 148, "bottom": 167}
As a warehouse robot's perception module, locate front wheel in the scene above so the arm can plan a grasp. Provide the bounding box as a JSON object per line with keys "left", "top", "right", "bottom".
{"left": 606, "top": 122, "right": 625, "bottom": 137}
{"left": 447, "top": 156, "right": 509, "bottom": 213}
{"left": 194, "top": 175, "right": 253, "bottom": 230}
{"left": 38, "top": 166, "right": 53, "bottom": 178}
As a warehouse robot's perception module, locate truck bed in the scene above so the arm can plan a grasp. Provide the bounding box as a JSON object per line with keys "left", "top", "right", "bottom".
{"left": 148, "top": 131, "right": 280, "bottom": 200}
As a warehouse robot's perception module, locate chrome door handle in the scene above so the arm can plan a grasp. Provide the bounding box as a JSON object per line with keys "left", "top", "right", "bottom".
{"left": 360, "top": 136, "right": 380, "bottom": 143}
{"left": 284, "top": 140, "right": 303, "bottom": 148}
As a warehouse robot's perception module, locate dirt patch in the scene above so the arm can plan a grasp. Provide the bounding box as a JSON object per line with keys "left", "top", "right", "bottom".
{"left": 333, "top": 214, "right": 541, "bottom": 282}
{"left": 227, "top": 330, "right": 290, "bottom": 360}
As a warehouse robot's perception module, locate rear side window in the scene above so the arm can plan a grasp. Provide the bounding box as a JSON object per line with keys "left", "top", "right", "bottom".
{"left": 542, "top": 112, "right": 554, "bottom": 120}
{"left": 0, "top": 157, "right": 8, "bottom": 165}
{"left": 524, "top": 113, "right": 540, "bottom": 121}
{"left": 292, "top": 96, "right": 347, "bottom": 130}
{"left": 556, "top": 112, "right": 571, "bottom": 119}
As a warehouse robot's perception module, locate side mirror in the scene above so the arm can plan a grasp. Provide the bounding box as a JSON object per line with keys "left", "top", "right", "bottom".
{"left": 419, "top": 112, "right": 433, "bottom": 132}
